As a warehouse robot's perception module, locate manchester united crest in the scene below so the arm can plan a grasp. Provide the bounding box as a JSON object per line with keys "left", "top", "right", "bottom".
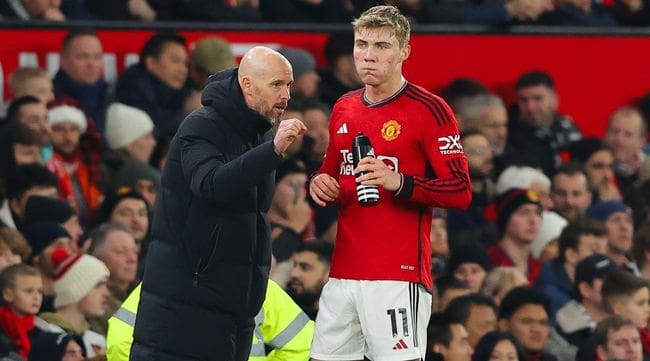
{"left": 381, "top": 120, "right": 401, "bottom": 141}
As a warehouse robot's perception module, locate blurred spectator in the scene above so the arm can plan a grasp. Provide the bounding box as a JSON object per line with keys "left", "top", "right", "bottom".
{"left": 36, "top": 248, "right": 109, "bottom": 357}
{"left": 88, "top": 222, "right": 138, "bottom": 335}
{"left": 536, "top": 218, "right": 607, "bottom": 315}
{"left": 21, "top": 221, "right": 73, "bottom": 313}
{"left": 0, "top": 0, "right": 65, "bottom": 20}
{"left": 446, "top": 294, "right": 498, "bottom": 349}
{"left": 604, "top": 106, "right": 647, "bottom": 193}
{"left": 47, "top": 105, "right": 102, "bottom": 226}
{"left": 115, "top": 32, "right": 192, "bottom": 144}
{"left": 53, "top": 29, "right": 108, "bottom": 133}
{"left": 185, "top": 37, "right": 236, "bottom": 112}
{"left": 278, "top": 47, "right": 320, "bottom": 99}
{"left": 586, "top": 200, "right": 636, "bottom": 272}
{"left": 496, "top": 166, "right": 553, "bottom": 210}
{"left": 441, "top": 78, "right": 488, "bottom": 113}
{"left": 0, "top": 264, "right": 42, "bottom": 359}
{"left": 299, "top": 98, "right": 330, "bottom": 174}
{"left": 497, "top": 287, "right": 556, "bottom": 361}
{"left": 593, "top": 316, "right": 643, "bottom": 361}
{"left": 29, "top": 331, "right": 86, "bottom": 361}
{"left": 286, "top": 240, "right": 332, "bottom": 320}
{"left": 4, "top": 164, "right": 58, "bottom": 229}
{"left": 569, "top": 138, "right": 621, "bottom": 201}
{"left": 530, "top": 211, "right": 567, "bottom": 262}
{"left": 632, "top": 223, "right": 650, "bottom": 280}
{"left": 8, "top": 67, "right": 54, "bottom": 105}
{"left": 435, "top": 275, "right": 471, "bottom": 312}
{"left": 86, "top": 0, "right": 260, "bottom": 21}
{"left": 551, "top": 162, "right": 592, "bottom": 221}
{"left": 269, "top": 159, "right": 311, "bottom": 263}
{"left": 431, "top": 209, "right": 449, "bottom": 278}
{"left": 98, "top": 189, "right": 150, "bottom": 250}
{"left": 455, "top": 93, "right": 509, "bottom": 158}
{"left": 426, "top": 312, "right": 473, "bottom": 361}
{"left": 610, "top": 0, "right": 650, "bottom": 25}
{"left": 481, "top": 267, "right": 528, "bottom": 306}
{"left": 488, "top": 189, "right": 543, "bottom": 284}
{"left": 4, "top": 96, "right": 50, "bottom": 151}
{"left": 419, "top": 0, "right": 553, "bottom": 25}
{"left": 23, "top": 195, "right": 84, "bottom": 251}
{"left": 282, "top": 101, "right": 307, "bottom": 157}
{"left": 447, "top": 131, "right": 497, "bottom": 244}
{"left": 507, "top": 71, "right": 582, "bottom": 176}
{"left": 471, "top": 331, "right": 525, "bottom": 361}
{"left": 537, "top": 0, "right": 616, "bottom": 26}
{"left": 260, "top": 0, "right": 353, "bottom": 22}
{"left": 602, "top": 270, "right": 650, "bottom": 329}
{"left": 555, "top": 254, "right": 615, "bottom": 350}
{"left": 448, "top": 241, "right": 492, "bottom": 293}
{"left": 0, "top": 226, "right": 30, "bottom": 265}
{"left": 318, "top": 31, "right": 363, "bottom": 107}
{"left": 0, "top": 123, "right": 43, "bottom": 179}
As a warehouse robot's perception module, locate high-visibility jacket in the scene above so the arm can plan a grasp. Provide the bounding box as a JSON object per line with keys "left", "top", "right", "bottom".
{"left": 106, "top": 280, "right": 313, "bottom": 361}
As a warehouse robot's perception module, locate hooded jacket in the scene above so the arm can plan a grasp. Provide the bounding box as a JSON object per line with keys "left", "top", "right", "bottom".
{"left": 131, "top": 68, "right": 284, "bottom": 360}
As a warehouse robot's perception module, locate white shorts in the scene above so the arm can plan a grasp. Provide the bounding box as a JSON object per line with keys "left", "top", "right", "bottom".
{"left": 310, "top": 278, "right": 432, "bottom": 361}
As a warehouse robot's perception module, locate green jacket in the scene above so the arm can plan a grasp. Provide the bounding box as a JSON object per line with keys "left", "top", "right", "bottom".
{"left": 106, "top": 280, "right": 313, "bottom": 361}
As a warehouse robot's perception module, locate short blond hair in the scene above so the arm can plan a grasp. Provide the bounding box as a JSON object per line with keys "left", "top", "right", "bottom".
{"left": 352, "top": 5, "right": 410, "bottom": 48}
{"left": 9, "top": 67, "right": 50, "bottom": 95}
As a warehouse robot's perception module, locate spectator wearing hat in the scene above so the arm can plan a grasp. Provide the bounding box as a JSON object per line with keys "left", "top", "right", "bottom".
{"left": 35, "top": 248, "right": 109, "bottom": 357}
{"left": 21, "top": 222, "right": 74, "bottom": 313}
{"left": 318, "top": 31, "right": 363, "bottom": 107}
{"left": 115, "top": 32, "right": 192, "bottom": 143}
{"left": 555, "top": 254, "right": 616, "bottom": 352}
{"left": 23, "top": 196, "right": 84, "bottom": 252}
{"left": 87, "top": 222, "right": 138, "bottom": 335}
{"left": 569, "top": 138, "right": 621, "bottom": 202}
{"left": 488, "top": 189, "right": 543, "bottom": 284}
{"left": 531, "top": 211, "right": 567, "bottom": 263}
{"left": 29, "top": 331, "right": 85, "bottom": 361}
{"left": 448, "top": 241, "right": 492, "bottom": 293}
{"left": 551, "top": 162, "right": 593, "bottom": 222}
{"left": 587, "top": 200, "right": 637, "bottom": 273}
{"left": 496, "top": 166, "right": 553, "bottom": 210}
{"left": 536, "top": 219, "right": 607, "bottom": 316}
{"left": 46, "top": 104, "right": 103, "bottom": 227}
{"left": 497, "top": 287, "right": 556, "bottom": 361}
{"left": 278, "top": 47, "right": 320, "bottom": 99}
{"left": 4, "top": 164, "right": 58, "bottom": 230}
{"left": 185, "top": 37, "right": 237, "bottom": 112}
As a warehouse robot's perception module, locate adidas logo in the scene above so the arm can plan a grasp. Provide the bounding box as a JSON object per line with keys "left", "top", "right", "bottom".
{"left": 392, "top": 339, "right": 408, "bottom": 350}
{"left": 336, "top": 123, "right": 348, "bottom": 134}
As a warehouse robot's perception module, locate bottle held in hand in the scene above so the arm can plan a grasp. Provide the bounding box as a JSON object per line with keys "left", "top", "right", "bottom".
{"left": 352, "top": 132, "right": 380, "bottom": 206}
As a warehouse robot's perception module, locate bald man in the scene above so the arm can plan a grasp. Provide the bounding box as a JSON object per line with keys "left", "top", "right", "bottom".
{"left": 130, "top": 46, "right": 306, "bottom": 361}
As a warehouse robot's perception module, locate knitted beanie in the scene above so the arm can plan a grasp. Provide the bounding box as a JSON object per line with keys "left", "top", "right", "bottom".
{"left": 48, "top": 105, "right": 87, "bottom": 133}
{"left": 495, "top": 166, "right": 551, "bottom": 195}
{"left": 495, "top": 188, "right": 542, "bottom": 233}
{"left": 23, "top": 196, "right": 75, "bottom": 225}
{"left": 22, "top": 222, "right": 70, "bottom": 258}
{"left": 586, "top": 200, "right": 629, "bottom": 222}
{"left": 448, "top": 241, "right": 492, "bottom": 274}
{"left": 277, "top": 47, "right": 316, "bottom": 80}
{"left": 51, "top": 249, "right": 109, "bottom": 309}
{"left": 105, "top": 103, "right": 154, "bottom": 150}
{"left": 531, "top": 211, "right": 568, "bottom": 259}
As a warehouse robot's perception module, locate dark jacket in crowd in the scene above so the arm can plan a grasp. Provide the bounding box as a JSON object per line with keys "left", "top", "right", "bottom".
{"left": 130, "top": 68, "right": 284, "bottom": 361}
{"left": 53, "top": 70, "right": 108, "bottom": 133}
{"left": 115, "top": 63, "right": 191, "bottom": 141}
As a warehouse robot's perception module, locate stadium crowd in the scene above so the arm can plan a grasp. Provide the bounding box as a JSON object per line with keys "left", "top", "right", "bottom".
{"left": 0, "top": 9, "right": 650, "bottom": 360}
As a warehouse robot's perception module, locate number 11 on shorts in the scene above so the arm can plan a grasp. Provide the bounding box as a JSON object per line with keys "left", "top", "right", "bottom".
{"left": 386, "top": 308, "right": 409, "bottom": 338}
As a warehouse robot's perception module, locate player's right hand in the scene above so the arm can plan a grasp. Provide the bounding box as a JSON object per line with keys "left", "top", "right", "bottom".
{"left": 309, "top": 174, "right": 340, "bottom": 207}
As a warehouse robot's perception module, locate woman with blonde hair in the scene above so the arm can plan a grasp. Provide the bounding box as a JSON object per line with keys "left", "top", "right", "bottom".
{"left": 481, "top": 267, "right": 528, "bottom": 306}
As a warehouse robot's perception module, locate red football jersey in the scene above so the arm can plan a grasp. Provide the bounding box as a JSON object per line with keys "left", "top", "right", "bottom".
{"left": 316, "top": 82, "right": 472, "bottom": 289}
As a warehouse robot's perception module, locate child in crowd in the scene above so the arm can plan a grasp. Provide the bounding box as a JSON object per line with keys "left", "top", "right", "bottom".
{"left": 36, "top": 248, "right": 110, "bottom": 358}
{"left": 0, "top": 263, "right": 43, "bottom": 358}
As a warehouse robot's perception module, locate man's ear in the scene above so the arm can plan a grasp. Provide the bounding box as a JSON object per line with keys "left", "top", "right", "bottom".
{"left": 611, "top": 301, "right": 625, "bottom": 316}
{"left": 432, "top": 343, "right": 446, "bottom": 355}
{"left": 2, "top": 288, "right": 14, "bottom": 304}
{"left": 401, "top": 44, "right": 411, "bottom": 62}
{"left": 144, "top": 56, "right": 156, "bottom": 72}
{"left": 240, "top": 76, "right": 253, "bottom": 95}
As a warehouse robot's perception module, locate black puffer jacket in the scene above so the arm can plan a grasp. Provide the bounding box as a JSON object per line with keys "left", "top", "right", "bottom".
{"left": 131, "top": 68, "right": 283, "bottom": 360}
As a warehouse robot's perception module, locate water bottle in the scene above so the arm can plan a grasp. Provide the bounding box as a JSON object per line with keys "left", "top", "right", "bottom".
{"left": 352, "top": 132, "right": 380, "bottom": 206}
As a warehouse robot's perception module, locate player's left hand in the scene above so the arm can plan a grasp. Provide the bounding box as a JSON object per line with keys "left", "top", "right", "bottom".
{"left": 354, "top": 157, "right": 402, "bottom": 192}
